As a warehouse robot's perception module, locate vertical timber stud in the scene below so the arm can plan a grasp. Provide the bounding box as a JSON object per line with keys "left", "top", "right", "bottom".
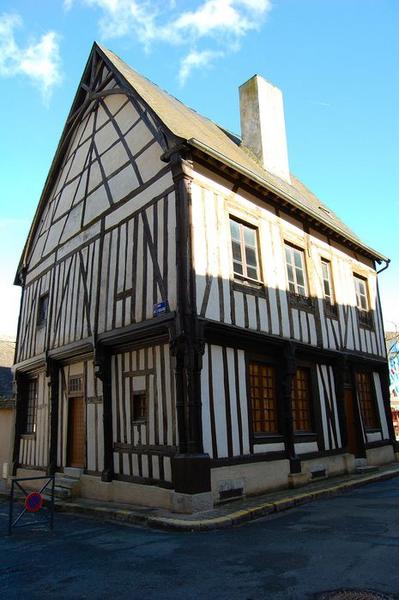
{"left": 95, "top": 343, "right": 114, "bottom": 482}
{"left": 169, "top": 149, "right": 211, "bottom": 495}
{"left": 47, "top": 358, "right": 59, "bottom": 476}
{"left": 333, "top": 356, "right": 348, "bottom": 449}
{"left": 11, "top": 371, "right": 27, "bottom": 476}
{"left": 282, "top": 343, "right": 301, "bottom": 474}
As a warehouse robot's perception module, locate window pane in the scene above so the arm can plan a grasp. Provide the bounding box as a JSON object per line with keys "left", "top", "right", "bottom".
{"left": 360, "top": 295, "right": 368, "bottom": 310}
{"left": 245, "top": 247, "right": 257, "bottom": 269}
{"left": 230, "top": 219, "right": 240, "bottom": 241}
{"left": 247, "top": 266, "right": 258, "bottom": 280}
{"left": 233, "top": 260, "right": 243, "bottom": 275}
{"left": 297, "top": 284, "right": 306, "bottom": 296}
{"left": 296, "top": 268, "right": 305, "bottom": 288}
{"left": 294, "top": 249, "right": 302, "bottom": 269}
{"left": 232, "top": 240, "right": 242, "bottom": 262}
{"left": 321, "top": 261, "right": 328, "bottom": 280}
{"left": 243, "top": 226, "right": 256, "bottom": 247}
{"left": 287, "top": 265, "right": 294, "bottom": 284}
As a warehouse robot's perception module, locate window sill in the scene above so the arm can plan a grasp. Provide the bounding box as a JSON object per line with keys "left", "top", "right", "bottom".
{"left": 21, "top": 433, "right": 36, "bottom": 440}
{"left": 324, "top": 302, "right": 339, "bottom": 320}
{"left": 357, "top": 309, "right": 374, "bottom": 330}
{"left": 288, "top": 293, "right": 315, "bottom": 312}
{"left": 359, "top": 322, "right": 375, "bottom": 331}
{"left": 232, "top": 277, "right": 266, "bottom": 297}
{"left": 294, "top": 433, "right": 317, "bottom": 443}
{"left": 253, "top": 434, "right": 284, "bottom": 443}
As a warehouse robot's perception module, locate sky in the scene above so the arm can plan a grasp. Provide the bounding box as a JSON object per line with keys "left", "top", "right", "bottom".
{"left": 0, "top": 0, "right": 398, "bottom": 338}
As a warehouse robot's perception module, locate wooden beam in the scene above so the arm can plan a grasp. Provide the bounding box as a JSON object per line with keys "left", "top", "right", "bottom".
{"left": 94, "top": 344, "right": 114, "bottom": 482}
{"left": 47, "top": 359, "right": 59, "bottom": 476}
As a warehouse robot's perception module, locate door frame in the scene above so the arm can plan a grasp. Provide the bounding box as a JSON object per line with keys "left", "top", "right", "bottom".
{"left": 344, "top": 373, "right": 366, "bottom": 458}
{"left": 66, "top": 395, "right": 86, "bottom": 468}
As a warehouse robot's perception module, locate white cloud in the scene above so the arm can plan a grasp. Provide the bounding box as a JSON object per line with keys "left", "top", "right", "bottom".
{"left": 0, "top": 13, "right": 62, "bottom": 100}
{"left": 73, "top": 0, "right": 272, "bottom": 82}
{"left": 179, "top": 49, "right": 223, "bottom": 85}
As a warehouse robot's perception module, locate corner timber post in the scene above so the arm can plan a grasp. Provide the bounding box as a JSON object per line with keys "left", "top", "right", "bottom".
{"left": 94, "top": 343, "right": 114, "bottom": 482}
{"left": 282, "top": 343, "right": 301, "bottom": 474}
{"left": 169, "top": 148, "right": 211, "bottom": 496}
{"left": 47, "top": 358, "right": 59, "bottom": 476}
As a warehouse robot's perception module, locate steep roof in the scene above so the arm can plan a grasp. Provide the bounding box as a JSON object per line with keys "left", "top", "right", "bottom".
{"left": 16, "top": 42, "right": 387, "bottom": 281}
{"left": 99, "top": 44, "right": 387, "bottom": 263}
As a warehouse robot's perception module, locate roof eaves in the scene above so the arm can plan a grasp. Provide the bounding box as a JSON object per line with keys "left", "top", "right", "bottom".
{"left": 188, "top": 137, "right": 388, "bottom": 263}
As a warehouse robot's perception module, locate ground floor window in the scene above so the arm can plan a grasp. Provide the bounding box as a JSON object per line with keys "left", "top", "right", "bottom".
{"left": 356, "top": 371, "right": 379, "bottom": 429}
{"left": 248, "top": 362, "right": 278, "bottom": 434}
{"left": 292, "top": 368, "right": 313, "bottom": 432}
{"left": 24, "top": 379, "right": 38, "bottom": 434}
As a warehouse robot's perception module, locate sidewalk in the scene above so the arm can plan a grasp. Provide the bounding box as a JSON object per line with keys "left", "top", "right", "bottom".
{"left": 2, "top": 463, "right": 399, "bottom": 531}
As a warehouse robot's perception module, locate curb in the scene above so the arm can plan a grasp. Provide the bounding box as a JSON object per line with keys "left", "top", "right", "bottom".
{"left": 2, "top": 467, "right": 399, "bottom": 532}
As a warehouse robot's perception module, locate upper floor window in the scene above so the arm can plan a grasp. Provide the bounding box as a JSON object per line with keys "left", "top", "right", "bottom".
{"left": 25, "top": 379, "right": 38, "bottom": 435}
{"left": 321, "top": 259, "right": 337, "bottom": 317}
{"left": 37, "top": 293, "right": 49, "bottom": 328}
{"left": 321, "top": 259, "right": 334, "bottom": 303}
{"left": 229, "top": 218, "right": 260, "bottom": 281}
{"left": 356, "top": 371, "right": 379, "bottom": 430}
{"left": 285, "top": 244, "right": 308, "bottom": 297}
{"left": 354, "top": 275, "right": 372, "bottom": 327}
{"left": 248, "top": 362, "right": 279, "bottom": 435}
{"left": 354, "top": 275, "right": 369, "bottom": 312}
{"left": 292, "top": 368, "right": 313, "bottom": 433}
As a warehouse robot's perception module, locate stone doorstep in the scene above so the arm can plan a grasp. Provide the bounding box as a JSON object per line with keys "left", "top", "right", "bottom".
{"left": 50, "top": 464, "right": 399, "bottom": 531}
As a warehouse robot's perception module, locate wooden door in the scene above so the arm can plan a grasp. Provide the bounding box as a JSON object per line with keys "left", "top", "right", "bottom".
{"left": 344, "top": 388, "right": 361, "bottom": 456}
{"left": 67, "top": 397, "right": 85, "bottom": 468}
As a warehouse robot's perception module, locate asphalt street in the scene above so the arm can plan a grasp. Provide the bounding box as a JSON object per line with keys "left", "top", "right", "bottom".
{"left": 1, "top": 477, "right": 399, "bottom": 600}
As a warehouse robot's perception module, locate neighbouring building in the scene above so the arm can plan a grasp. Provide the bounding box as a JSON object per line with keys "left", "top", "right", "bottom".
{"left": 11, "top": 43, "right": 395, "bottom": 512}
{"left": 0, "top": 337, "right": 16, "bottom": 479}
{"left": 386, "top": 331, "right": 399, "bottom": 439}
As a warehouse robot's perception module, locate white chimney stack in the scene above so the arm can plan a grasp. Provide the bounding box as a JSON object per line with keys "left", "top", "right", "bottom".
{"left": 239, "top": 75, "right": 291, "bottom": 183}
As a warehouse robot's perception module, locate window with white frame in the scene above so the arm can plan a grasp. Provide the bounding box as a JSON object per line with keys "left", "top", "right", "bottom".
{"left": 24, "top": 379, "right": 38, "bottom": 434}
{"left": 321, "top": 259, "right": 334, "bottom": 304}
{"left": 354, "top": 275, "right": 369, "bottom": 312}
{"left": 285, "top": 243, "right": 308, "bottom": 296}
{"left": 229, "top": 217, "right": 260, "bottom": 281}
{"left": 354, "top": 274, "right": 372, "bottom": 327}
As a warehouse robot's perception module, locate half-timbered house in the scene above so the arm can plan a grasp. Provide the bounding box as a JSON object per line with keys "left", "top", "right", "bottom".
{"left": 12, "top": 43, "right": 395, "bottom": 512}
